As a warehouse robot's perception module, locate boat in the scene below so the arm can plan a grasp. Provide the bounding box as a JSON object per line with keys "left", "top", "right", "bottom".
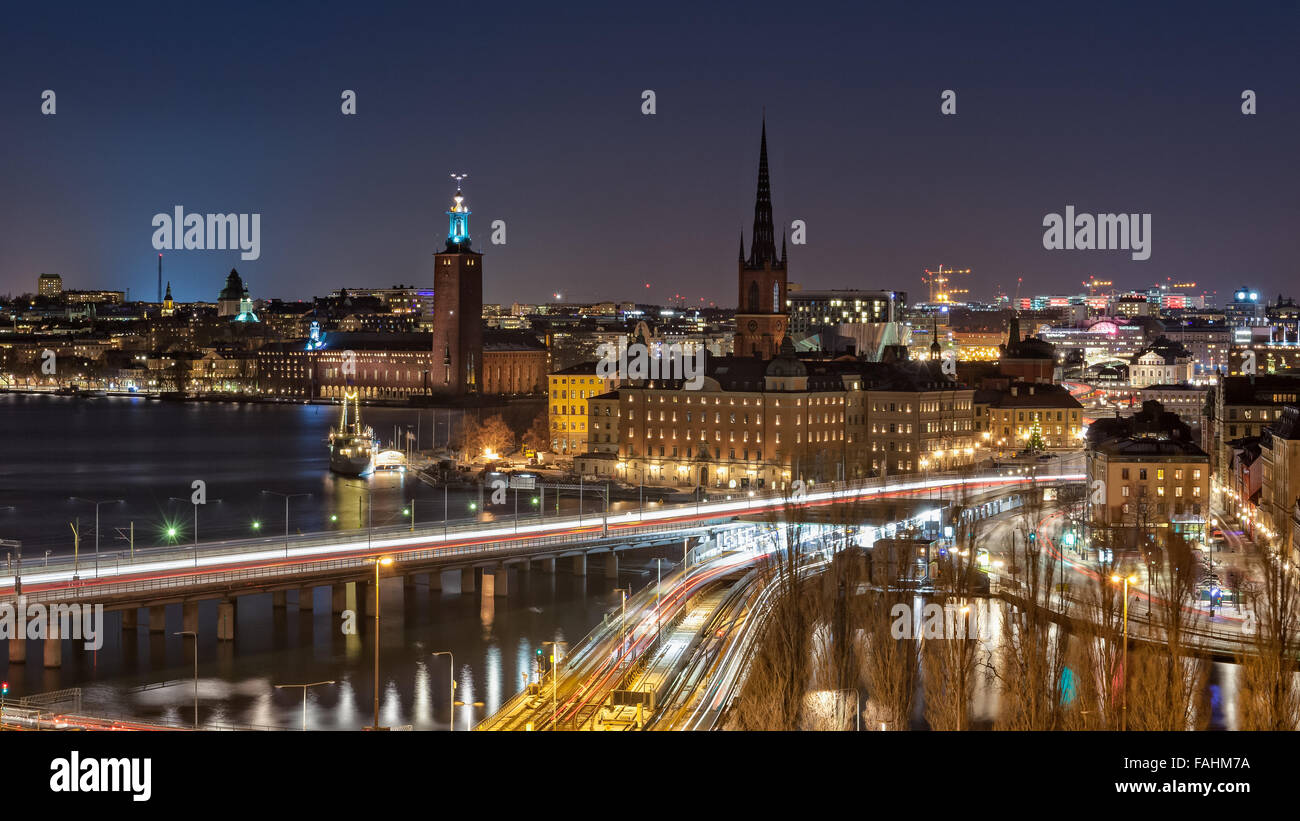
{"left": 328, "top": 387, "right": 377, "bottom": 476}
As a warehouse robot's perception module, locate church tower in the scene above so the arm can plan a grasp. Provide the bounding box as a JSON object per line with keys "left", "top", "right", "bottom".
{"left": 431, "top": 176, "right": 483, "bottom": 395}
{"left": 735, "top": 119, "right": 789, "bottom": 360}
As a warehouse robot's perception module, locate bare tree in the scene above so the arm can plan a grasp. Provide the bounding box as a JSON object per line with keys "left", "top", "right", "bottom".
{"left": 993, "top": 479, "right": 1069, "bottom": 730}
{"left": 1236, "top": 540, "right": 1300, "bottom": 730}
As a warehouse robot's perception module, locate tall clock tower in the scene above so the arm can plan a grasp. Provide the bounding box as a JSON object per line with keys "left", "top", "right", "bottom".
{"left": 735, "top": 119, "right": 788, "bottom": 360}
{"left": 431, "top": 177, "right": 483, "bottom": 395}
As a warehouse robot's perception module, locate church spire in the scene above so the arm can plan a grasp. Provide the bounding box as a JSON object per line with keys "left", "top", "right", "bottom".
{"left": 746, "top": 118, "right": 777, "bottom": 268}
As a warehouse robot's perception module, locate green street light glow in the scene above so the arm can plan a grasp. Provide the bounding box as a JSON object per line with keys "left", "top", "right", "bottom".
{"left": 469, "top": 502, "right": 478, "bottom": 511}
{"left": 403, "top": 508, "right": 410, "bottom": 516}
{"left": 252, "top": 520, "right": 261, "bottom": 530}
{"left": 330, "top": 514, "right": 338, "bottom": 522}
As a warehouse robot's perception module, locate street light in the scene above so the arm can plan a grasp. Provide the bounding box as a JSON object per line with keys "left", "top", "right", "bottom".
{"left": 169, "top": 496, "right": 221, "bottom": 566}
{"left": 431, "top": 650, "right": 454, "bottom": 731}
{"left": 345, "top": 481, "right": 373, "bottom": 549}
{"left": 274, "top": 680, "right": 335, "bottom": 731}
{"left": 262, "top": 490, "right": 310, "bottom": 558}
{"left": 173, "top": 630, "right": 198, "bottom": 729}
{"left": 541, "top": 640, "right": 566, "bottom": 730}
{"left": 613, "top": 587, "right": 630, "bottom": 669}
{"left": 369, "top": 555, "right": 394, "bottom": 730}
{"left": 1110, "top": 573, "right": 1139, "bottom": 731}
{"left": 70, "top": 497, "right": 123, "bottom": 578}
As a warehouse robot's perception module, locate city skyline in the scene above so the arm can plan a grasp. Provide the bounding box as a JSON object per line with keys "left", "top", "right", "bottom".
{"left": 2, "top": 1, "right": 1297, "bottom": 306}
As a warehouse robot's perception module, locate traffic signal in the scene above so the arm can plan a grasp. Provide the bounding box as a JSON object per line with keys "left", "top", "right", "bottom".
{"left": 1028, "top": 532, "right": 1037, "bottom": 543}
{"left": 2, "top": 681, "right": 8, "bottom": 696}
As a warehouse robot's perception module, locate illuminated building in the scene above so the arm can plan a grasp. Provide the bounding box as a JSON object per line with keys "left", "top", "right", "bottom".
{"left": 1086, "top": 401, "right": 1209, "bottom": 549}
{"left": 999, "top": 314, "right": 1057, "bottom": 383}
{"left": 37, "top": 273, "right": 62, "bottom": 297}
{"left": 217, "top": 269, "right": 258, "bottom": 321}
{"left": 161, "top": 282, "right": 175, "bottom": 317}
{"left": 549, "top": 362, "right": 616, "bottom": 456}
{"left": 978, "top": 382, "right": 1084, "bottom": 455}
{"left": 1128, "top": 337, "right": 1193, "bottom": 388}
{"left": 786, "top": 290, "right": 902, "bottom": 335}
{"left": 430, "top": 178, "right": 484, "bottom": 395}
{"left": 575, "top": 347, "right": 980, "bottom": 487}
{"left": 1260, "top": 407, "right": 1300, "bottom": 554}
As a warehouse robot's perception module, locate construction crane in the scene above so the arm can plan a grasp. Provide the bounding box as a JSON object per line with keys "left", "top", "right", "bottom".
{"left": 922, "top": 265, "right": 971, "bottom": 304}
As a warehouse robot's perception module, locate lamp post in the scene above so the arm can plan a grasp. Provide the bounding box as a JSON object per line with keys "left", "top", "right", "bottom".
{"left": 0, "top": 540, "right": 19, "bottom": 597}
{"left": 346, "top": 481, "right": 373, "bottom": 549}
{"left": 541, "top": 640, "right": 565, "bottom": 729}
{"left": 173, "top": 630, "right": 198, "bottom": 729}
{"left": 613, "top": 587, "right": 630, "bottom": 669}
{"left": 431, "top": 650, "right": 454, "bottom": 731}
{"left": 274, "top": 680, "right": 335, "bottom": 731}
{"left": 169, "top": 496, "right": 221, "bottom": 566}
{"left": 70, "top": 497, "right": 122, "bottom": 578}
{"left": 1111, "top": 573, "right": 1138, "bottom": 731}
{"left": 262, "top": 491, "right": 310, "bottom": 558}
{"left": 370, "top": 556, "right": 393, "bottom": 729}
{"left": 653, "top": 558, "right": 665, "bottom": 648}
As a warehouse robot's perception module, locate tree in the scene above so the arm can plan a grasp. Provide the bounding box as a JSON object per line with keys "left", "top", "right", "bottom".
{"left": 1236, "top": 540, "right": 1300, "bottom": 730}
{"left": 455, "top": 413, "right": 516, "bottom": 460}
{"left": 521, "top": 410, "right": 550, "bottom": 455}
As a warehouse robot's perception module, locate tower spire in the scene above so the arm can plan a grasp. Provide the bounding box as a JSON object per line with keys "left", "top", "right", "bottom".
{"left": 445, "top": 174, "right": 472, "bottom": 252}
{"left": 746, "top": 118, "right": 776, "bottom": 268}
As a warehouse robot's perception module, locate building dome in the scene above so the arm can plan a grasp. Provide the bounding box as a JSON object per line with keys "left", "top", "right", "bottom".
{"left": 764, "top": 336, "right": 807, "bottom": 378}
{"left": 219, "top": 269, "right": 247, "bottom": 301}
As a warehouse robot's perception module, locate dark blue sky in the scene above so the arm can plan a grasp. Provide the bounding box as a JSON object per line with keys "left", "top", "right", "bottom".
{"left": 2, "top": 1, "right": 1296, "bottom": 306}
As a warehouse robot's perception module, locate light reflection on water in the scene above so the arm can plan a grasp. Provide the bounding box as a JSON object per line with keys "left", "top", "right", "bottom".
{"left": 2, "top": 570, "right": 634, "bottom": 730}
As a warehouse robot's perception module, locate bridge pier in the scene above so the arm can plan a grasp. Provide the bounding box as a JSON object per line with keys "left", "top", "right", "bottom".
{"left": 493, "top": 565, "right": 510, "bottom": 597}
{"left": 43, "top": 619, "right": 61, "bottom": 668}
{"left": 148, "top": 605, "right": 167, "bottom": 633}
{"left": 460, "top": 567, "right": 476, "bottom": 594}
{"left": 604, "top": 553, "right": 618, "bottom": 579}
{"left": 428, "top": 570, "right": 443, "bottom": 592}
{"left": 572, "top": 554, "right": 587, "bottom": 576}
{"left": 272, "top": 590, "right": 288, "bottom": 609}
{"left": 216, "top": 600, "right": 235, "bottom": 641}
{"left": 9, "top": 637, "right": 26, "bottom": 664}
{"left": 540, "top": 557, "right": 555, "bottom": 573}
{"left": 121, "top": 607, "right": 138, "bottom": 631}
{"left": 298, "top": 586, "right": 314, "bottom": 611}
{"left": 331, "top": 583, "right": 348, "bottom": 614}
{"left": 182, "top": 602, "right": 199, "bottom": 634}
{"left": 363, "top": 581, "right": 376, "bottom": 617}
{"left": 481, "top": 571, "right": 495, "bottom": 598}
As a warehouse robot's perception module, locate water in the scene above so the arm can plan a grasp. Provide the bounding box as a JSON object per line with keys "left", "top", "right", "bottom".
{"left": 0, "top": 393, "right": 480, "bottom": 555}
{"left": 0, "top": 394, "right": 637, "bottom": 729}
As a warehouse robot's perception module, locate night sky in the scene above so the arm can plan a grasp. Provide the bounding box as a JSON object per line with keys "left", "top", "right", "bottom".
{"left": 1, "top": 1, "right": 1296, "bottom": 306}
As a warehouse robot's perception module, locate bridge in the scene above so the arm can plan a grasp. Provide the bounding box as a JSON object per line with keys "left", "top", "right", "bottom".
{"left": 0, "top": 466, "right": 1084, "bottom": 669}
